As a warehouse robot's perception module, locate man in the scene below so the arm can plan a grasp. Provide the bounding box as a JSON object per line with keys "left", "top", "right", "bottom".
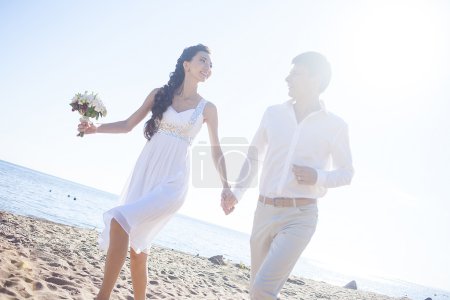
{"left": 222, "top": 52, "right": 354, "bottom": 299}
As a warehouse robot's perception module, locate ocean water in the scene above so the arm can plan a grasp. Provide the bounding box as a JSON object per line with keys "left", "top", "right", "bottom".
{"left": 0, "top": 159, "right": 448, "bottom": 300}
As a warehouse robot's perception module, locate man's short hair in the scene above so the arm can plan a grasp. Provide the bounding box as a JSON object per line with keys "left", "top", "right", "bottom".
{"left": 292, "top": 52, "right": 331, "bottom": 93}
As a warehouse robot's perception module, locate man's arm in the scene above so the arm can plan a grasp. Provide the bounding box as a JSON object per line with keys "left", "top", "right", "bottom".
{"left": 315, "top": 123, "right": 354, "bottom": 187}
{"left": 231, "top": 110, "right": 269, "bottom": 201}
{"left": 222, "top": 109, "right": 270, "bottom": 214}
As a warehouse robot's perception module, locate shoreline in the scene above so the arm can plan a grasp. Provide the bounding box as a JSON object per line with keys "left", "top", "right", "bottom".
{"left": 0, "top": 210, "right": 408, "bottom": 299}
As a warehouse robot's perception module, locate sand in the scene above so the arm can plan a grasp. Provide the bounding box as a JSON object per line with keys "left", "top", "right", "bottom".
{"left": 0, "top": 211, "right": 409, "bottom": 300}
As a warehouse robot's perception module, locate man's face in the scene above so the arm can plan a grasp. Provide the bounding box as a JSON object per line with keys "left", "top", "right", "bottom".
{"left": 285, "top": 64, "right": 319, "bottom": 98}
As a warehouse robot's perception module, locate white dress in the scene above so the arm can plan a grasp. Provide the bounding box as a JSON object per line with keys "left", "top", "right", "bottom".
{"left": 98, "top": 99, "right": 208, "bottom": 254}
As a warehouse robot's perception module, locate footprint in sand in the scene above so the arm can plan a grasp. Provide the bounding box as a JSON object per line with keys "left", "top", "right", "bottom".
{"left": 4, "top": 280, "right": 18, "bottom": 287}
{"left": 46, "top": 283, "right": 57, "bottom": 291}
{"left": 18, "top": 251, "right": 28, "bottom": 258}
{"left": 189, "top": 289, "right": 198, "bottom": 295}
{"left": 45, "top": 276, "right": 75, "bottom": 286}
{"left": 287, "top": 278, "right": 305, "bottom": 285}
{"left": 148, "top": 292, "right": 163, "bottom": 299}
{"left": 48, "top": 262, "right": 62, "bottom": 267}
{"left": 23, "top": 277, "right": 33, "bottom": 283}
{"left": 62, "top": 285, "right": 80, "bottom": 294}
{"left": 17, "top": 287, "right": 32, "bottom": 298}
{"left": 0, "top": 287, "right": 16, "bottom": 297}
{"left": 224, "top": 282, "right": 238, "bottom": 289}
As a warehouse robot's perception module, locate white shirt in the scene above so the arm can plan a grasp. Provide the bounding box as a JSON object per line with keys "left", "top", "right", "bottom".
{"left": 232, "top": 100, "right": 354, "bottom": 201}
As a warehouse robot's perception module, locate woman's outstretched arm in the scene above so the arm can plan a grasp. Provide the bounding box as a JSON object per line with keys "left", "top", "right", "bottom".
{"left": 78, "top": 89, "right": 158, "bottom": 135}
{"left": 203, "top": 102, "right": 230, "bottom": 189}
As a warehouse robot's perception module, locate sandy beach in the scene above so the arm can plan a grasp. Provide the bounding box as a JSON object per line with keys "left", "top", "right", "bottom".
{"left": 0, "top": 210, "right": 409, "bottom": 300}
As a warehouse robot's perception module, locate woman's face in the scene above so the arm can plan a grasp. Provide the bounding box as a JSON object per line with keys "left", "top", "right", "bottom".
{"left": 184, "top": 51, "right": 212, "bottom": 82}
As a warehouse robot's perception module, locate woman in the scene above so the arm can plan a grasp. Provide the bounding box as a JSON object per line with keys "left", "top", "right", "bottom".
{"left": 78, "top": 44, "right": 230, "bottom": 300}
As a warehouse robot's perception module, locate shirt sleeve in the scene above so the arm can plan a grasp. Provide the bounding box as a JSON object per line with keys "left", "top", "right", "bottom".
{"left": 316, "top": 123, "right": 354, "bottom": 188}
{"left": 232, "top": 110, "right": 269, "bottom": 202}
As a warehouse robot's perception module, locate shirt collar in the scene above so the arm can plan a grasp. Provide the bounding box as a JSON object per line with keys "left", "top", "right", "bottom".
{"left": 285, "top": 99, "right": 329, "bottom": 115}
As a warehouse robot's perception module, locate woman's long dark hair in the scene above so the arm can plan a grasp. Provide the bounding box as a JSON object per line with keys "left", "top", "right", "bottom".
{"left": 144, "top": 44, "right": 211, "bottom": 140}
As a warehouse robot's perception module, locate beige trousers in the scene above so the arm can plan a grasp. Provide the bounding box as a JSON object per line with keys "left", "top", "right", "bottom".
{"left": 249, "top": 200, "right": 318, "bottom": 300}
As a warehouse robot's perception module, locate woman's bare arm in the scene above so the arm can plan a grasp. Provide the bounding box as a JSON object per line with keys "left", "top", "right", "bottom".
{"left": 203, "top": 102, "right": 229, "bottom": 188}
{"left": 78, "top": 89, "right": 158, "bottom": 135}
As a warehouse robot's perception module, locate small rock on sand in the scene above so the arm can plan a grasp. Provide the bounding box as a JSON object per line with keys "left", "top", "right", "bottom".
{"left": 208, "top": 255, "right": 225, "bottom": 265}
{"left": 344, "top": 280, "right": 358, "bottom": 290}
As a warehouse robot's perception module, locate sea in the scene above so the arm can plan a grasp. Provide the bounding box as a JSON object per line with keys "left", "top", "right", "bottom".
{"left": 0, "top": 159, "right": 448, "bottom": 300}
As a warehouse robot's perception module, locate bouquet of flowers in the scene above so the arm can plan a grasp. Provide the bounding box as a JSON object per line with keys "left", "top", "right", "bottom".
{"left": 70, "top": 91, "right": 107, "bottom": 137}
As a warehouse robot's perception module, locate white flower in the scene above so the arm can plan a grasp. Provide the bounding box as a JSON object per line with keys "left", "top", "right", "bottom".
{"left": 94, "top": 106, "right": 102, "bottom": 113}
{"left": 92, "top": 99, "right": 100, "bottom": 110}
{"left": 92, "top": 97, "right": 105, "bottom": 113}
{"left": 71, "top": 95, "right": 79, "bottom": 104}
{"left": 85, "top": 94, "right": 94, "bottom": 104}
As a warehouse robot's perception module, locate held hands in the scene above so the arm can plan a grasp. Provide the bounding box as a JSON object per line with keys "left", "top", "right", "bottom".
{"left": 221, "top": 188, "right": 237, "bottom": 215}
{"left": 77, "top": 121, "right": 97, "bottom": 135}
{"left": 292, "top": 164, "right": 318, "bottom": 185}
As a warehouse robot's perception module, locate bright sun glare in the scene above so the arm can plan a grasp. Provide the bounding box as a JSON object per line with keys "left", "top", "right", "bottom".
{"left": 347, "top": 3, "right": 441, "bottom": 98}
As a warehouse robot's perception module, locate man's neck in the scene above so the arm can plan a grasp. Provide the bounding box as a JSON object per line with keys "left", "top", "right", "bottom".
{"left": 292, "top": 95, "right": 321, "bottom": 117}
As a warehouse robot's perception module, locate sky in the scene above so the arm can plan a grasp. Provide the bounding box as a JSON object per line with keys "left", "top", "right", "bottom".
{"left": 1, "top": 0, "right": 450, "bottom": 291}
